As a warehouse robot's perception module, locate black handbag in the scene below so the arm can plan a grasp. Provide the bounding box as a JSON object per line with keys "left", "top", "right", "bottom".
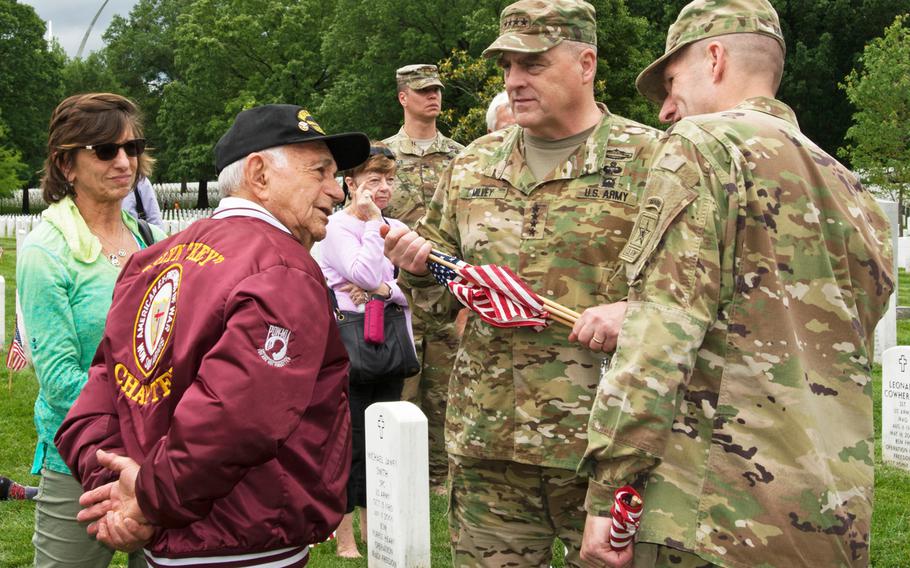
{"left": 331, "top": 291, "right": 420, "bottom": 384}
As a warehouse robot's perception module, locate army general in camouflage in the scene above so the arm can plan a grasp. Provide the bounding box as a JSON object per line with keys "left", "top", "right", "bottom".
{"left": 385, "top": 1, "right": 661, "bottom": 565}
{"left": 579, "top": 1, "right": 895, "bottom": 567}
{"left": 382, "top": 63, "right": 464, "bottom": 491}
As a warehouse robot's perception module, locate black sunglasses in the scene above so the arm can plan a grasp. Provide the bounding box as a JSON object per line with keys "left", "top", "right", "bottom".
{"left": 65, "top": 139, "right": 146, "bottom": 161}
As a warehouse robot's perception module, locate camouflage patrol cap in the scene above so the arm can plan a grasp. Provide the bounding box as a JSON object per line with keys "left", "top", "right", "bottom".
{"left": 396, "top": 64, "right": 444, "bottom": 90}
{"left": 482, "top": 0, "right": 597, "bottom": 58}
{"left": 636, "top": 0, "right": 785, "bottom": 103}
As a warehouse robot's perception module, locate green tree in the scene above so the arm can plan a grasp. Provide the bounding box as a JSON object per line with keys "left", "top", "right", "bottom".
{"left": 0, "top": 120, "right": 26, "bottom": 196}
{"left": 156, "top": 0, "right": 334, "bottom": 204}
{"left": 60, "top": 51, "right": 120, "bottom": 96}
{"left": 319, "top": 0, "right": 654, "bottom": 145}
{"left": 316, "top": 0, "right": 498, "bottom": 140}
{"left": 103, "top": 0, "right": 191, "bottom": 181}
{"left": 774, "top": 0, "right": 910, "bottom": 159}
{"left": 0, "top": 0, "right": 64, "bottom": 185}
{"left": 841, "top": 14, "right": 910, "bottom": 231}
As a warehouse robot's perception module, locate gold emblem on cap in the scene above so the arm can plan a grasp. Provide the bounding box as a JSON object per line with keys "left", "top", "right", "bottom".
{"left": 296, "top": 109, "right": 326, "bottom": 135}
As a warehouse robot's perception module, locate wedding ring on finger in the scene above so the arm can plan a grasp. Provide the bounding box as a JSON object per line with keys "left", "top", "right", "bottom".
{"left": 592, "top": 335, "right": 605, "bottom": 344}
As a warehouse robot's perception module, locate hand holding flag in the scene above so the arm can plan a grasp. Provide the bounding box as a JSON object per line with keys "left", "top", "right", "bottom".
{"left": 609, "top": 486, "right": 643, "bottom": 550}
{"left": 379, "top": 224, "right": 580, "bottom": 328}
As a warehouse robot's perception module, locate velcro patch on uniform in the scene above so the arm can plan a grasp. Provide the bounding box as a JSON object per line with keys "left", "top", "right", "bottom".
{"left": 575, "top": 186, "right": 637, "bottom": 206}
{"left": 658, "top": 155, "right": 687, "bottom": 172}
{"left": 459, "top": 187, "right": 508, "bottom": 199}
{"left": 619, "top": 197, "right": 663, "bottom": 263}
{"left": 658, "top": 155, "right": 700, "bottom": 188}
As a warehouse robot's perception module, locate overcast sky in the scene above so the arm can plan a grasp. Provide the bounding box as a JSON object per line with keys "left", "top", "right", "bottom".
{"left": 22, "top": 0, "right": 140, "bottom": 58}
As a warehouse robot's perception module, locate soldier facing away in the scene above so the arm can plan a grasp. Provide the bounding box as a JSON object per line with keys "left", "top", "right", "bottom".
{"left": 579, "top": 1, "right": 895, "bottom": 567}
{"left": 382, "top": 64, "right": 464, "bottom": 492}
{"left": 384, "top": 0, "right": 661, "bottom": 565}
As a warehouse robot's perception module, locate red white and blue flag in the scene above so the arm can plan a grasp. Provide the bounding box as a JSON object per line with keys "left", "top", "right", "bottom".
{"left": 427, "top": 250, "right": 549, "bottom": 329}
{"left": 6, "top": 324, "right": 28, "bottom": 372}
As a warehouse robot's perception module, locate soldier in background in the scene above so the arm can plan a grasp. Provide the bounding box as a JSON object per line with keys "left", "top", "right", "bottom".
{"left": 579, "top": 1, "right": 894, "bottom": 567}
{"left": 383, "top": 63, "right": 464, "bottom": 493}
{"left": 384, "top": 0, "right": 660, "bottom": 564}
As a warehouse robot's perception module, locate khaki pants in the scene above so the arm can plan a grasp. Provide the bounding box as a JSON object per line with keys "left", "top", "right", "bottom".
{"left": 448, "top": 455, "right": 592, "bottom": 568}
{"left": 33, "top": 469, "right": 146, "bottom": 568}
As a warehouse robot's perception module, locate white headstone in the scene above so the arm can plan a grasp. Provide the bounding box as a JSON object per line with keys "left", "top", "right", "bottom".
{"left": 365, "top": 401, "right": 430, "bottom": 568}
{"left": 15, "top": 227, "right": 28, "bottom": 256}
{"left": 874, "top": 199, "right": 898, "bottom": 364}
{"left": 900, "top": 236, "right": 910, "bottom": 270}
{"left": 883, "top": 346, "right": 910, "bottom": 472}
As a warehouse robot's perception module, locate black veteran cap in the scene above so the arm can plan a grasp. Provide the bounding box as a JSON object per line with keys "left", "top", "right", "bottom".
{"left": 214, "top": 104, "right": 370, "bottom": 173}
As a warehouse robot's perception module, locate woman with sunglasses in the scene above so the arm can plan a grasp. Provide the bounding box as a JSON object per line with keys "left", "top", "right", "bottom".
{"left": 318, "top": 142, "right": 413, "bottom": 558}
{"left": 17, "top": 92, "right": 164, "bottom": 567}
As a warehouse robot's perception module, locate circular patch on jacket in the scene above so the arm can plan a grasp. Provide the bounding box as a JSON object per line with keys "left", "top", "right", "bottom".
{"left": 133, "top": 264, "right": 182, "bottom": 377}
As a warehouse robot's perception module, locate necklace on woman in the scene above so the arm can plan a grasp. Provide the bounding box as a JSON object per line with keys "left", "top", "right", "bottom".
{"left": 92, "top": 222, "right": 129, "bottom": 267}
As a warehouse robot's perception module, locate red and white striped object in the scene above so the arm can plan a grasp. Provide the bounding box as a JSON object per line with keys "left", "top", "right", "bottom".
{"left": 610, "top": 486, "right": 643, "bottom": 550}
{"left": 6, "top": 324, "right": 28, "bottom": 372}
{"left": 429, "top": 251, "right": 549, "bottom": 329}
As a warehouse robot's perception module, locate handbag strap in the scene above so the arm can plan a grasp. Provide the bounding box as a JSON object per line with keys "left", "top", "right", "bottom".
{"left": 134, "top": 185, "right": 148, "bottom": 220}
{"left": 327, "top": 287, "right": 343, "bottom": 320}
{"left": 381, "top": 216, "right": 399, "bottom": 280}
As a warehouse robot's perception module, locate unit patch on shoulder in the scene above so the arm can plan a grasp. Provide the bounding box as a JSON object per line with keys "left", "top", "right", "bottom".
{"left": 134, "top": 264, "right": 182, "bottom": 377}
{"left": 258, "top": 324, "right": 292, "bottom": 368}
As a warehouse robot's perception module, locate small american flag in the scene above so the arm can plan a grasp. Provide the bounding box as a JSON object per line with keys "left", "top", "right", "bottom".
{"left": 428, "top": 251, "right": 549, "bottom": 329}
{"left": 6, "top": 324, "right": 28, "bottom": 372}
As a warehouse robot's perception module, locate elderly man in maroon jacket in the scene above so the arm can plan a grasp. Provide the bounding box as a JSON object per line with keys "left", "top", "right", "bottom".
{"left": 55, "top": 105, "right": 369, "bottom": 568}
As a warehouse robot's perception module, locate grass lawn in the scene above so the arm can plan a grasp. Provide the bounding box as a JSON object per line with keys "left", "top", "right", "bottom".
{"left": 1, "top": 242, "right": 908, "bottom": 566}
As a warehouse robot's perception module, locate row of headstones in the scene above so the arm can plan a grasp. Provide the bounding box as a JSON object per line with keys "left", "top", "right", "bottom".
{"left": 0, "top": 213, "right": 211, "bottom": 242}
{"left": 0, "top": 216, "right": 41, "bottom": 238}
{"left": 0, "top": 183, "right": 220, "bottom": 212}
{"left": 161, "top": 209, "right": 212, "bottom": 220}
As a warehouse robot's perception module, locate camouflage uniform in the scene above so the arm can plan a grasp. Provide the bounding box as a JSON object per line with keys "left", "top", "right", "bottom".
{"left": 581, "top": 4, "right": 895, "bottom": 566}
{"left": 404, "top": 105, "right": 660, "bottom": 564}
{"left": 383, "top": 64, "right": 465, "bottom": 488}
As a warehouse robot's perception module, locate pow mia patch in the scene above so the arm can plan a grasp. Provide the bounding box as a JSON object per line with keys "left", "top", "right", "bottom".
{"left": 134, "top": 264, "right": 182, "bottom": 377}
{"left": 259, "top": 324, "right": 292, "bottom": 368}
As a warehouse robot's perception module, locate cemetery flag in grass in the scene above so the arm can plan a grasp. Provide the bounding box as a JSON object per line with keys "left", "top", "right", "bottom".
{"left": 6, "top": 324, "right": 27, "bottom": 372}
{"left": 427, "top": 250, "right": 549, "bottom": 328}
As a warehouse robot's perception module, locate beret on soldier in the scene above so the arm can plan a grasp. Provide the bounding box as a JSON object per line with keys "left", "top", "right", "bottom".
{"left": 396, "top": 64, "right": 444, "bottom": 90}
{"left": 636, "top": 0, "right": 785, "bottom": 103}
{"left": 482, "top": 0, "right": 597, "bottom": 58}
{"left": 214, "top": 104, "right": 369, "bottom": 174}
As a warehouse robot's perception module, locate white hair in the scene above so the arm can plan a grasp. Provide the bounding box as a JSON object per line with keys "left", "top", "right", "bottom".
{"left": 217, "top": 146, "right": 289, "bottom": 196}
{"left": 485, "top": 91, "right": 510, "bottom": 132}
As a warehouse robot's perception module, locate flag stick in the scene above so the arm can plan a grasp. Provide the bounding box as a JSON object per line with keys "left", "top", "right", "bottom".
{"left": 427, "top": 253, "right": 580, "bottom": 325}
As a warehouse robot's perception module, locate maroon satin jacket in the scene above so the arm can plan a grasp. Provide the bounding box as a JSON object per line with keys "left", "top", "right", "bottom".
{"left": 56, "top": 208, "right": 351, "bottom": 560}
